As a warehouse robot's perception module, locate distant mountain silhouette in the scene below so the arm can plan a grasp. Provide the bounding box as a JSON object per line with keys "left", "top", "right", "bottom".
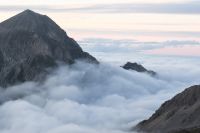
{"left": 0, "top": 9, "right": 98, "bottom": 87}
{"left": 136, "top": 85, "right": 200, "bottom": 133}
{"left": 122, "top": 62, "right": 156, "bottom": 76}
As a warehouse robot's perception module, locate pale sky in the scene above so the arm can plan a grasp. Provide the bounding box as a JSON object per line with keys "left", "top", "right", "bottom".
{"left": 0, "top": 0, "right": 200, "bottom": 56}
{"left": 0, "top": 0, "right": 195, "bottom": 5}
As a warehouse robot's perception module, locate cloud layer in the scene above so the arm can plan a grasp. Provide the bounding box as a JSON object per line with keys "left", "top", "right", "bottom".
{"left": 79, "top": 38, "right": 200, "bottom": 53}
{"left": 0, "top": 59, "right": 199, "bottom": 133}
{"left": 0, "top": 1, "right": 200, "bottom": 14}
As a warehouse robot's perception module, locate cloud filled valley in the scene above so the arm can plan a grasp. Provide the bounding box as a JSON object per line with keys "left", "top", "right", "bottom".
{"left": 0, "top": 7, "right": 199, "bottom": 133}
{"left": 0, "top": 58, "right": 199, "bottom": 133}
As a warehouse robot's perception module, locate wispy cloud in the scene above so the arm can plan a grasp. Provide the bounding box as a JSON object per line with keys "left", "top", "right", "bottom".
{"left": 0, "top": 1, "right": 199, "bottom": 14}
{"left": 69, "top": 28, "right": 200, "bottom": 39}
{"left": 79, "top": 38, "right": 200, "bottom": 53}
{"left": 87, "top": 1, "right": 200, "bottom": 14}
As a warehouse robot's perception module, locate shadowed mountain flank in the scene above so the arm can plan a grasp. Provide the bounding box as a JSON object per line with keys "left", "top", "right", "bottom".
{"left": 0, "top": 9, "right": 98, "bottom": 87}
{"left": 136, "top": 85, "right": 200, "bottom": 133}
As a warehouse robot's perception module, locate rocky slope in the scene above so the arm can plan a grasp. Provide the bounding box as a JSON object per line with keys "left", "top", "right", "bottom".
{"left": 136, "top": 85, "right": 200, "bottom": 133}
{"left": 122, "top": 62, "right": 156, "bottom": 76}
{"left": 0, "top": 9, "right": 98, "bottom": 87}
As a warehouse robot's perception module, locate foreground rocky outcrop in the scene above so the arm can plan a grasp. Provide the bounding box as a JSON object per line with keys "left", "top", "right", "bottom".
{"left": 0, "top": 9, "right": 98, "bottom": 87}
{"left": 136, "top": 85, "right": 200, "bottom": 133}
{"left": 122, "top": 62, "right": 156, "bottom": 76}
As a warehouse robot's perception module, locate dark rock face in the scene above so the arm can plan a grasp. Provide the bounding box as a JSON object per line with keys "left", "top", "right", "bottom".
{"left": 122, "top": 62, "right": 156, "bottom": 76}
{"left": 0, "top": 9, "right": 98, "bottom": 87}
{"left": 136, "top": 85, "right": 200, "bottom": 133}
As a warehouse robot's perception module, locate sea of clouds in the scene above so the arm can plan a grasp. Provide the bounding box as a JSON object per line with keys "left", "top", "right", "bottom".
{"left": 0, "top": 37, "right": 199, "bottom": 133}
{"left": 0, "top": 55, "right": 200, "bottom": 133}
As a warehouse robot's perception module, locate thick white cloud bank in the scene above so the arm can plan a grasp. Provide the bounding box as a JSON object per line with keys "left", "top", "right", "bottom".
{"left": 0, "top": 58, "right": 199, "bottom": 133}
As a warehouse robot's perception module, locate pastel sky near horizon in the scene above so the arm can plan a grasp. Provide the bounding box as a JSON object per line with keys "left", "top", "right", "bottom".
{"left": 0, "top": 0, "right": 200, "bottom": 56}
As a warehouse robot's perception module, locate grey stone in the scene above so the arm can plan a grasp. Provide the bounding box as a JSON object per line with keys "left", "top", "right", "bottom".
{"left": 136, "top": 85, "right": 200, "bottom": 133}
{"left": 122, "top": 62, "right": 156, "bottom": 76}
{"left": 0, "top": 9, "right": 98, "bottom": 87}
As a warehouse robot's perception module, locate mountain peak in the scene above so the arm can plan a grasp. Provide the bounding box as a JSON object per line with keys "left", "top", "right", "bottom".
{"left": 0, "top": 10, "right": 62, "bottom": 35}
{"left": 0, "top": 10, "right": 98, "bottom": 87}
{"left": 18, "top": 9, "right": 43, "bottom": 18}
{"left": 21, "top": 9, "right": 37, "bottom": 14}
{"left": 122, "top": 62, "right": 157, "bottom": 76}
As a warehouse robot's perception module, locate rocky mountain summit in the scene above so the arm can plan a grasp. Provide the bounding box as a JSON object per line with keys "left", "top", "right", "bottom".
{"left": 136, "top": 85, "right": 200, "bottom": 133}
{"left": 122, "top": 62, "right": 156, "bottom": 76}
{"left": 0, "top": 9, "right": 98, "bottom": 87}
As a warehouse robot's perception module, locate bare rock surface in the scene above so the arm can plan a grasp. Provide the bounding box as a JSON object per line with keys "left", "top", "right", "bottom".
{"left": 136, "top": 85, "right": 200, "bottom": 133}
{"left": 122, "top": 62, "right": 156, "bottom": 76}
{"left": 0, "top": 9, "right": 98, "bottom": 87}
